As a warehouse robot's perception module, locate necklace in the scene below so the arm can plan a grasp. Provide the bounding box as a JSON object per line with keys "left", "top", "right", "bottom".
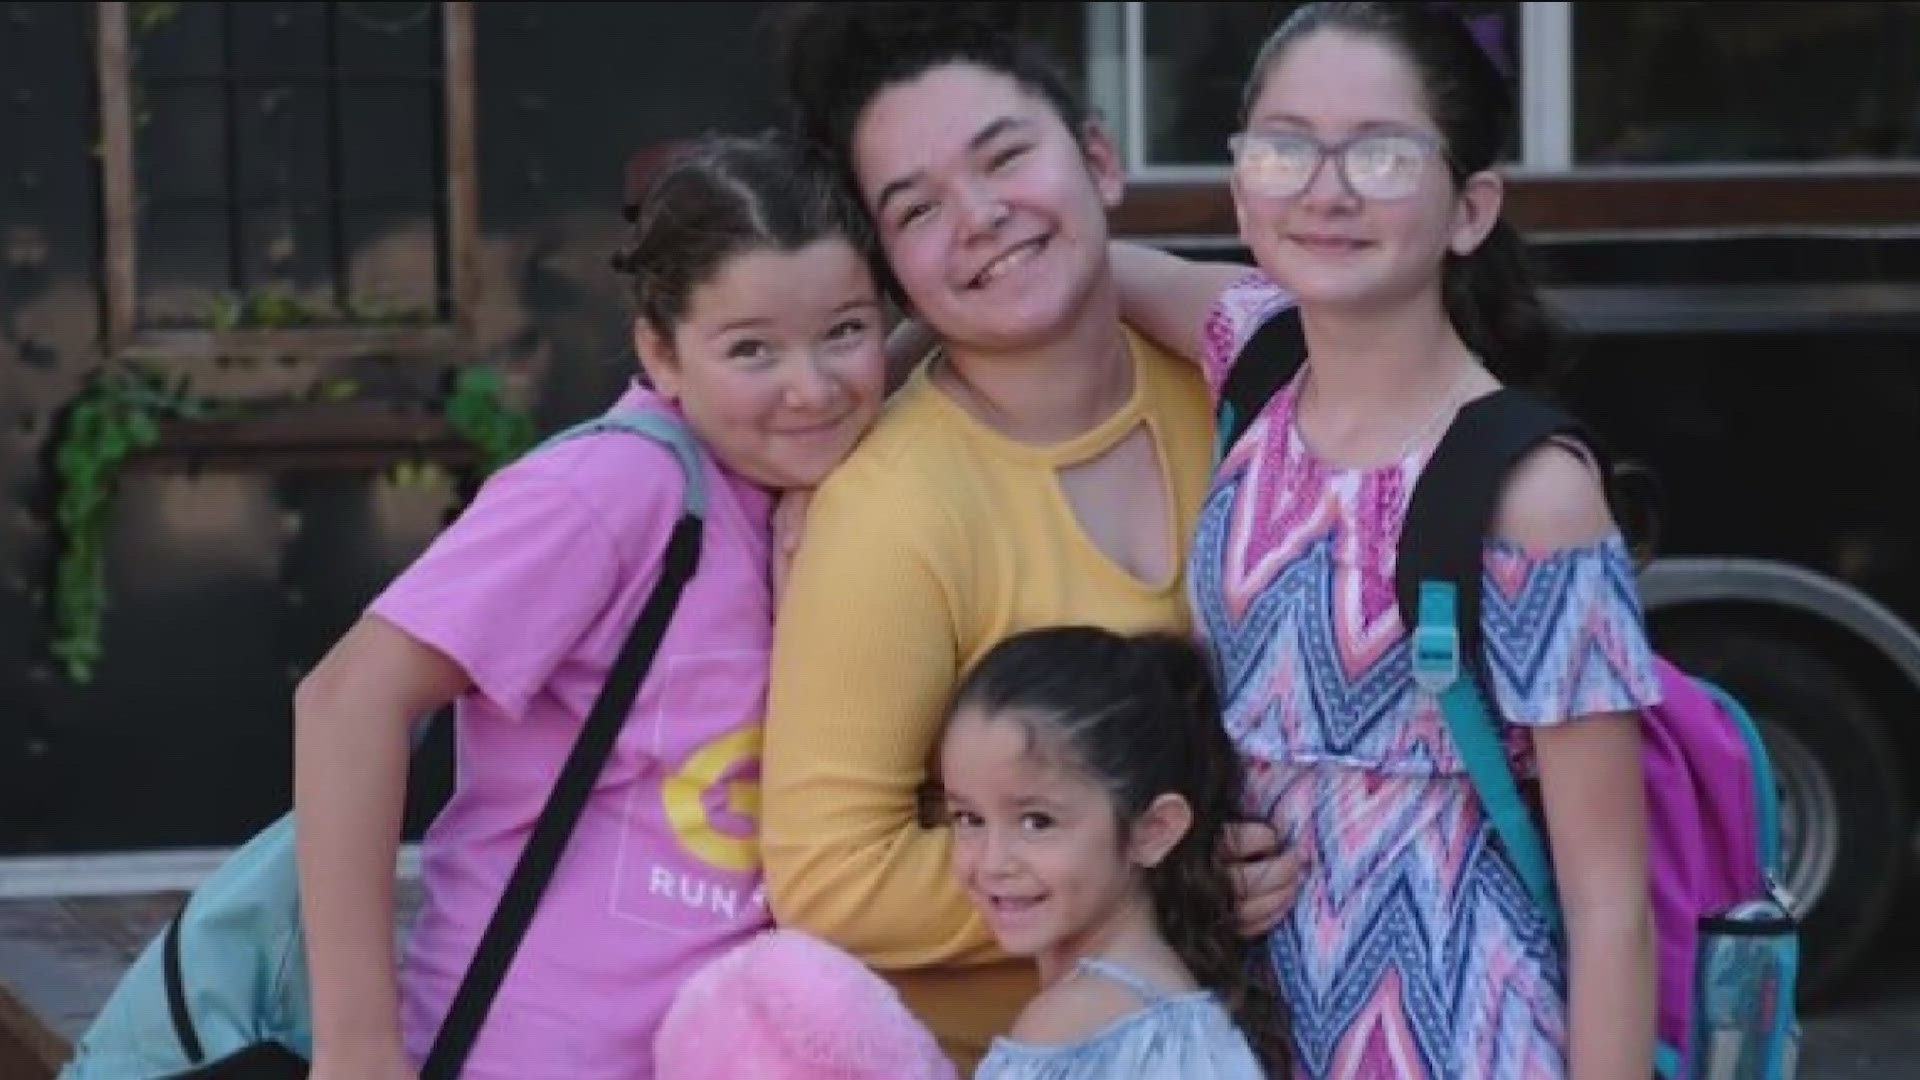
{"left": 1296, "top": 357, "right": 1481, "bottom": 466}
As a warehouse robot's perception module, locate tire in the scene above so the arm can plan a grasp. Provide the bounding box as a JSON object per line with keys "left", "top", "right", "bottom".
{"left": 1656, "top": 623, "right": 1910, "bottom": 1006}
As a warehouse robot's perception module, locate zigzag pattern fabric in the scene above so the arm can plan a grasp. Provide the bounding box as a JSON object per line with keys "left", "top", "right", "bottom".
{"left": 1190, "top": 278, "right": 1661, "bottom": 1079}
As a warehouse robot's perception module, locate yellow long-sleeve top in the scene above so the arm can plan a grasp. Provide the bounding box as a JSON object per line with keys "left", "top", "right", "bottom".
{"left": 762, "top": 329, "right": 1215, "bottom": 1072}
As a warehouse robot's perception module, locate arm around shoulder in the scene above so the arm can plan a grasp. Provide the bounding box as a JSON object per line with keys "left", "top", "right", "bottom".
{"left": 1108, "top": 241, "right": 1253, "bottom": 367}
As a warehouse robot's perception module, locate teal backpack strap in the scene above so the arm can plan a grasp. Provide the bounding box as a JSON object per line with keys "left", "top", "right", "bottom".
{"left": 1415, "top": 581, "right": 1563, "bottom": 935}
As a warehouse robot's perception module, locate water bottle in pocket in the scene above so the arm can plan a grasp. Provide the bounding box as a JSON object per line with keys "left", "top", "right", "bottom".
{"left": 1693, "top": 896, "right": 1800, "bottom": 1080}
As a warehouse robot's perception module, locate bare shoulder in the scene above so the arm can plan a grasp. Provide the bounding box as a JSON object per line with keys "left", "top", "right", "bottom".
{"left": 1490, "top": 439, "right": 1617, "bottom": 553}
{"left": 1007, "top": 973, "right": 1149, "bottom": 1047}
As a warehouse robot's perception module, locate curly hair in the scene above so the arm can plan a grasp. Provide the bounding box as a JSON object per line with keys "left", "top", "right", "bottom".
{"left": 950, "top": 626, "right": 1291, "bottom": 1077}
{"left": 776, "top": 2, "right": 1089, "bottom": 171}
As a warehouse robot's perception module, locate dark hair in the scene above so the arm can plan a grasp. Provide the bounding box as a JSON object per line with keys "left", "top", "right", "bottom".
{"left": 775, "top": 3, "right": 1093, "bottom": 303}
{"left": 1241, "top": 2, "right": 1564, "bottom": 388}
{"left": 610, "top": 130, "right": 876, "bottom": 338}
{"left": 949, "top": 626, "right": 1290, "bottom": 1077}
{"left": 778, "top": 2, "right": 1090, "bottom": 174}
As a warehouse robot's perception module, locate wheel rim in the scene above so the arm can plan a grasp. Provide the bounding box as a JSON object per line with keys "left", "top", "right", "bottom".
{"left": 1758, "top": 717, "right": 1840, "bottom": 918}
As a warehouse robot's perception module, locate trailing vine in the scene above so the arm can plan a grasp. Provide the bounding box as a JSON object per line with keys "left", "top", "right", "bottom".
{"left": 46, "top": 363, "right": 535, "bottom": 683}
{"left": 49, "top": 366, "right": 217, "bottom": 683}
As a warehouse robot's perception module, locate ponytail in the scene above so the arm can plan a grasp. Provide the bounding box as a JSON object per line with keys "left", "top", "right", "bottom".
{"left": 1138, "top": 639, "right": 1292, "bottom": 1079}
{"left": 1442, "top": 219, "right": 1565, "bottom": 390}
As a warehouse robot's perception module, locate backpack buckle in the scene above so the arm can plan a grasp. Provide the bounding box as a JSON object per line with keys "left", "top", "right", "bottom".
{"left": 1413, "top": 581, "right": 1462, "bottom": 693}
{"left": 1412, "top": 623, "right": 1461, "bottom": 692}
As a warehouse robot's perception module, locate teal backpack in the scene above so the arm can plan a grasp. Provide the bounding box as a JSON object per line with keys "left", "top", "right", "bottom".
{"left": 60, "top": 411, "right": 707, "bottom": 1079}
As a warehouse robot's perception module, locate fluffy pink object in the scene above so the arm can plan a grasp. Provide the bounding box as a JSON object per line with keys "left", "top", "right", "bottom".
{"left": 654, "top": 929, "right": 957, "bottom": 1080}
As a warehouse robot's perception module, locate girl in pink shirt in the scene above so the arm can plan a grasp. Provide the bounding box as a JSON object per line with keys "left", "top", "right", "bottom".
{"left": 292, "top": 131, "right": 891, "bottom": 1080}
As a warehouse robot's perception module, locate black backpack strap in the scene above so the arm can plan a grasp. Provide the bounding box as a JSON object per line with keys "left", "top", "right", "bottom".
{"left": 1213, "top": 306, "right": 1307, "bottom": 460}
{"left": 420, "top": 414, "right": 705, "bottom": 1080}
{"left": 161, "top": 909, "right": 206, "bottom": 1063}
{"left": 1394, "top": 388, "right": 1607, "bottom": 690}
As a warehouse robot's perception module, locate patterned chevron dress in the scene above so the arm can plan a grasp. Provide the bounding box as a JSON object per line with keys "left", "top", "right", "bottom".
{"left": 1190, "top": 276, "right": 1662, "bottom": 1080}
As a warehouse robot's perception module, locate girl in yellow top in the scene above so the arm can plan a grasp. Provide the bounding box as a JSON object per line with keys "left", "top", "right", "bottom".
{"left": 765, "top": 5, "right": 1299, "bottom": 1072}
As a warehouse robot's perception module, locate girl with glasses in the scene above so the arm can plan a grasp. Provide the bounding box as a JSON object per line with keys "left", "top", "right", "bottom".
{"left": 1109, "top": 4, "right": 1660, "bottom": 1078}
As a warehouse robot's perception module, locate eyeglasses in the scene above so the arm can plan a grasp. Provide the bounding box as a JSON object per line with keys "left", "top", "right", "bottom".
{"left": 1228, "top": 130, "right": 1446, "bottom": 201}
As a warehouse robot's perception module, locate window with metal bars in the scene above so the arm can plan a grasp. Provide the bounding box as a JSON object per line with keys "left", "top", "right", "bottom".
{"left": 117, "top": 1, "right": 459, "bottom": 332}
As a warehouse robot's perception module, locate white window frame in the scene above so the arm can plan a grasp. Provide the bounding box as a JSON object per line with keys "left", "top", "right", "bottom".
{"left": 1096, "top": 1, "right": 1575, "bottom": 180}
{"left": 1102, "top": 1, "right": 1920, "bottom": 183}
{"left": 1518, "top": 2, "right": 1573, "bottom": 171}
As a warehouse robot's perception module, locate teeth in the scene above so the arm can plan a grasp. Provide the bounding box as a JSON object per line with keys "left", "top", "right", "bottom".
{"left": 975, "top": 240, "right": 1043, "bottom": 287}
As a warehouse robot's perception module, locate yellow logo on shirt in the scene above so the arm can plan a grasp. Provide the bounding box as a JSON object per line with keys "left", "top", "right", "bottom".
{"left": 661, "top": 725, "right": 761, "bottom": 873}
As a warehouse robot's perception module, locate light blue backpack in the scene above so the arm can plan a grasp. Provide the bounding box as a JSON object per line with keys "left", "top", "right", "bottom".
{"left": 61, "top": 411, "right": 707, "bottom": 1079}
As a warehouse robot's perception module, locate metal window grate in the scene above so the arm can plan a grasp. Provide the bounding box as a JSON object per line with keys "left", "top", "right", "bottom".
{"left": 133, "top": 1, "right": 451, "bottom": 328}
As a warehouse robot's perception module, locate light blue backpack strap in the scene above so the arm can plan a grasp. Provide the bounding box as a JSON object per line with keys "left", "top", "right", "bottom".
{"left": 534, "top": 409, "right": 707, "bottom": 518}
{"left": 399, "top": 410, "right": 707, "bottom": 749}
{"left": 1415, "top": 581, "right": 1563, "bottom": 936}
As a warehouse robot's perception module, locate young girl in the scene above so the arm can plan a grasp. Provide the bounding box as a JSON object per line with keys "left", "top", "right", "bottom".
{"left": 292, "top": 131, "right": 889, "bottom": 1080}
{"left": 938, "top": 625, "right": 1290, "bottom": 1080}
{"left": 1110, "top": 4, "right": 1661, "bottom": 1078}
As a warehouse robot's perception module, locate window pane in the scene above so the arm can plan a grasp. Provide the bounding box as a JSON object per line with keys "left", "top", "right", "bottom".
{"left": 229, "top": 2, "right": 328, "bottom": 74}
{"left": 126, "top": 1, "right": 452, "bottom": 328}
{"left": 137, "top": 209, "right": 232, "bottom": 328}
{"left": 337, "top": 2, "right": 440, "bottom": 72}
{"left": 1575, "top": 2, "right": 1920, "bottom": 165}
{"left": 139, "top": 84, "right": 228, "bottom": 201}
{"left": 1140, "top": 2, "right": 1293, "bottom": 166}
{"left": 343, "top": 211, "right": 442, "bottom": 322}
{"left": 236, "top": 84, "right": 331, "bottom": 203}
{"left": 129, "top": 2, "right": 225, "bottom": 78}
{"left": 1138, "top": 2, "right": 1518, "bottom": 167}
{"left": 239, "top": 207, "right": 343, "bottom": 322}
{"left": 340, "top": 85, "right": 439, "bottom": 202}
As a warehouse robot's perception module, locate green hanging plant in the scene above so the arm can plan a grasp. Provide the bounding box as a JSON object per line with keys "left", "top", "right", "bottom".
{"left": 444, "top": 365, "right": 537, "bottom": 474}
{"left": 49, "top": 365, "right": 220, "bottom": 682}
{"left": 46, "top": 362, "right": 536, "bottom": 683}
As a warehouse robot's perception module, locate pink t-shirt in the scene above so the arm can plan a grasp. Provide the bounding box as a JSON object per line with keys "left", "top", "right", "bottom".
{"left": 370, "top": 383, "right": 775, "bottom": 1080}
